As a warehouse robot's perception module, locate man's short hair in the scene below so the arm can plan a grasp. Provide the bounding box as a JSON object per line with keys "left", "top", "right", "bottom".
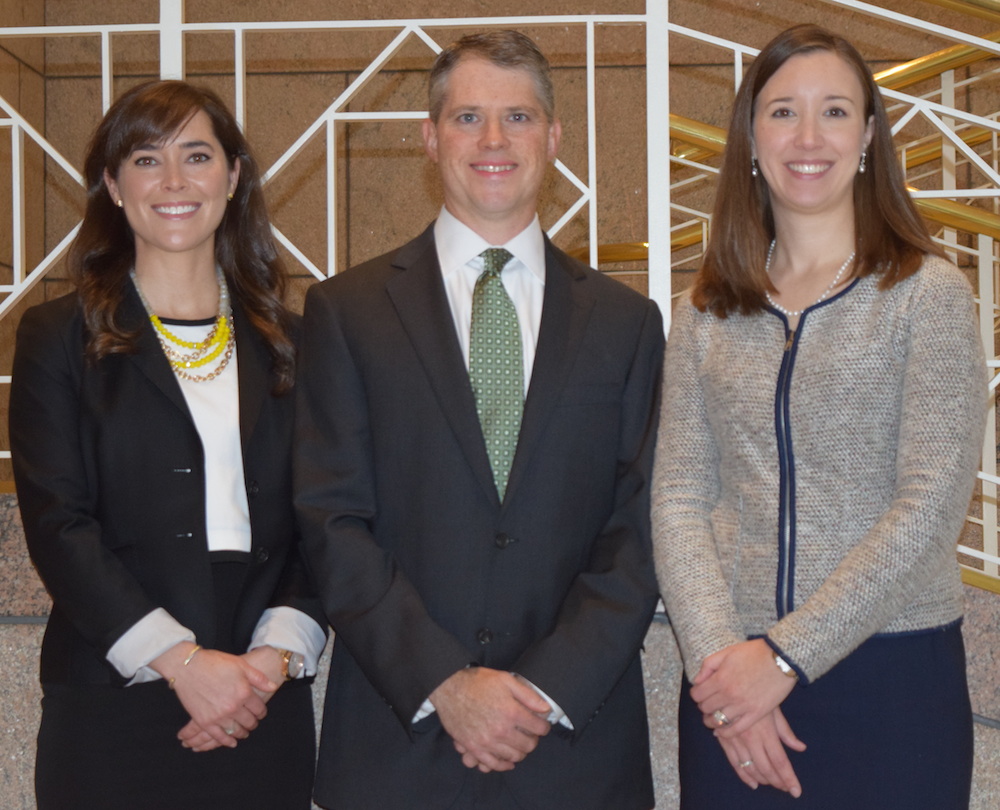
{"left": 428, "top": 30, "right": 555, "bottom": 123}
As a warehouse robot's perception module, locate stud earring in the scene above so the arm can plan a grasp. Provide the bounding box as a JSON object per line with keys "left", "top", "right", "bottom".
{"left": 858, "top": 151, "right": 867, "bottom": 174}
{"left": 226, "top": 192, "right": 234, "bottom": 201}
{"left": 751, "top": 157, "right": 759, "bottom": 178}
{"left": 116, "top": 199, "right": 123, "bottom": 208}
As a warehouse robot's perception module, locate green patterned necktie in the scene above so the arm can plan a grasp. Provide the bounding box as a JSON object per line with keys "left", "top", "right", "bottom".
{"left": 470, "top": 248, "right": 523, "bottom": 500}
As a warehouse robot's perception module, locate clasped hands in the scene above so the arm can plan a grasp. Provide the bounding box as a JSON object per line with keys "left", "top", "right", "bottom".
{"left": 691, "top": 639, "right": 806, "bottom": 798}
{"left": 151, "top": 643, "right": 284, "bottom": 752}
{"left": 430, "top": 667, "right": 553, "bottom": 773}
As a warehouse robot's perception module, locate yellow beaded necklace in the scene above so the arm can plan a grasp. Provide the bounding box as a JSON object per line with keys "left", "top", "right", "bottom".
{"left": 131, "top": 267, "right": 235, "bottom": 383}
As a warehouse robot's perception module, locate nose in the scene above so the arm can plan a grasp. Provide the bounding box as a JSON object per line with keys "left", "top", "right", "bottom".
{"left": 794, "top": 116, "right": 822, "bottom": 149}
{"left": 161, "top": 158, "right": 187, "bottom": 190}
{"left": 479, "top": 117, "right": 508, "bottom": 150}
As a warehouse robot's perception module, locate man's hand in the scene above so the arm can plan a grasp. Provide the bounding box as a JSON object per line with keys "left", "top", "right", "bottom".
{"left": 429, "top": 667, "right": 552, "bottom": 773}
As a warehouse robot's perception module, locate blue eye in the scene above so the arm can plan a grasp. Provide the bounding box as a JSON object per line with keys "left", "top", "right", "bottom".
{"left": 458, "top": 113, "right": 477, "bottom": 124}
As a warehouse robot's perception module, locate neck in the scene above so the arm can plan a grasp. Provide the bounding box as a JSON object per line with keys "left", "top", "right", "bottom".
{"left": 770, "top": 211, "right": 855, "bottom": 277}
{"left": 133, "top": 254, "right": 221, "bottom": 320}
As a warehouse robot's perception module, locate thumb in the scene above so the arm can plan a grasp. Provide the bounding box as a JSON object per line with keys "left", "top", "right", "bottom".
{"left": 244, "top": 664, "right": 279, "bottom": 693}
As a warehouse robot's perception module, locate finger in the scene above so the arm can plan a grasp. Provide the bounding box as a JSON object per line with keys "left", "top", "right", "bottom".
{"left": 774, "top": 708, "right": 807, "bottom": 752}
{"left": 242, "top": 693, "right": 268, "bottom": 721}
{"left": 761, "top": 730, "right": 802, "bottom": 797}
{"left": 244, "top": 665, "right": 279, "bottom": 695}
{"left": 715, "top": 734, "right": 757, "bottom": 790}
{"left": 206, "top": 724, "right": 238, "bottom": 748}
{"left": 231, "top": 707, "right": 261, "bottom": 732}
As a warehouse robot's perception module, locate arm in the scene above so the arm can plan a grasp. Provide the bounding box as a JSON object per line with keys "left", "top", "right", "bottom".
{"left": 294, "top": 284, "right": 474, "bottom": 725}
{"left": 651, "top": 296, "right": 747, "bottom": 678}
{"left": 10, "top": 302, "right": 159, "bottom": 656}
{"left": 650, "top": 297, "right": 803, "bottom": 792}
{"left": 509, "top": 298, "right": 665, "bottom": 734}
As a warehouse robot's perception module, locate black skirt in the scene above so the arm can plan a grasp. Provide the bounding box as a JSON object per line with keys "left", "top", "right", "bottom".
{"left": 678, "top": 621, "right": 973, "bottom": 810}
{"left": 35, "top": 555, "right": 316, "bottom": 810}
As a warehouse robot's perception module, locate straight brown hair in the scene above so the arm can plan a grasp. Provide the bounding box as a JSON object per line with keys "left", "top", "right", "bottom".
{"left": 693, "top": 24, "right": 942, "bottom": 318}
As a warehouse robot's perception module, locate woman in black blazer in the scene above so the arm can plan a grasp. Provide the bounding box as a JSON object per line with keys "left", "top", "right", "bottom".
{"left": 10, "top": 80, "right": 327, "bottom": 809}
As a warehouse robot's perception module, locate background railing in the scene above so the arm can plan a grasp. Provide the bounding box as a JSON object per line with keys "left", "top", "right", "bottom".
{"left": 0, "top": 0, "right": 998, "bottom": 589}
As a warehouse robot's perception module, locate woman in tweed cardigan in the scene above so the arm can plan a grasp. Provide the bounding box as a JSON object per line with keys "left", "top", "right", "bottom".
{"left": 653, "top": 25, "right": 986, "bottom": 809}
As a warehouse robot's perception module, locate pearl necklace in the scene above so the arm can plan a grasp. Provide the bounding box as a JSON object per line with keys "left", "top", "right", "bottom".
{"left": 763, "top": 240, "right": 855, "bottom": 318}
{"left": 131, "top": 266, "right": 235, "bottom": 383}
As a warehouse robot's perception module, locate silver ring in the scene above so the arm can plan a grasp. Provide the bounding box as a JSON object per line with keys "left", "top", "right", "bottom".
{"left": 712, "top": 709, "right": 731, "bottom": 727}
{"left": 739, "top": 760, "right": 753, "bottom": 769}
{"left": 225, "top": 727, "right": 235, "bottom": 736}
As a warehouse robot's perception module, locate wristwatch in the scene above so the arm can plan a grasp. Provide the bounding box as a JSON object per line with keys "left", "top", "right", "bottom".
{"left": 274, "top": 648, "right": 305, "bottom": 681}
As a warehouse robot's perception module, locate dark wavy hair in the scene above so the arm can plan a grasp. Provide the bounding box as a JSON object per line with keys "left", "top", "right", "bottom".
{"left": 69, "top": 79, "right": 295, "bottom": 393}
{"left": 693, "top": 24, "right": 942, "bottom": 318}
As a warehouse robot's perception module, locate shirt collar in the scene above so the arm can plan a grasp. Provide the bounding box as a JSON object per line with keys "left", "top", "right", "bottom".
{"left": 434, "top": 207, "right": 546, "bottom": 285}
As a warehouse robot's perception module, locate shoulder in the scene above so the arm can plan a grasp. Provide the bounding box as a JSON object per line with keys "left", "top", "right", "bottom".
{"left": 548, "top": 241, "right": 659, "bottom": 317}
{"left": 306, "top": 226, "right": 436, "bottom": 304}
{"left": 16, "top": 291, "right": 84, "bottom": 347}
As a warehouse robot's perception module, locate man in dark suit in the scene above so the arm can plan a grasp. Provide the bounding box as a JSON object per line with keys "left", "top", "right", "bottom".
{"left": 296, "top": 30, "right": 664, "bottom": 810}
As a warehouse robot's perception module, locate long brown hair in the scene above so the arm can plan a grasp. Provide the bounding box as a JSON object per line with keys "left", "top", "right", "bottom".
{"left": 69, "top": 80, "right": 296, "bottom": 393}
{"left": 693, "top": 24, "right": 942, "bottom": 318}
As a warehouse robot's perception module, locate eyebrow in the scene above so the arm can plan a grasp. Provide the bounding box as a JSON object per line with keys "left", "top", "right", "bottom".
{"left": 131, "top": 139, "right": 216, "bottom": 152}
{"left": 764, "top": 94, "right": 856, "bottom": 104}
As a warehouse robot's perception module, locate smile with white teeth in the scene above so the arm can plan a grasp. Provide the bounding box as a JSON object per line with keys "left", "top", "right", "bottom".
{"left": 473, "top": 164, "right": 515, "bottom": 173}
{"left": 787, "top": 163, "right": 830, "bottom": 175}
{"left": 153, "top": 204, "right": 200, "bottom": 215}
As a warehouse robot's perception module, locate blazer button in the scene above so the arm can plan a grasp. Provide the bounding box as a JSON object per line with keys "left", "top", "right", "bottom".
{"left": 494, "top": 532, "right": 515, "bottom": 549}
{"left": 247, "top": 480, "right": 260, "bottom": 497}
{"left": 476, "top": 628, "right": 493, "bottom": 645}
{"left": 255, "top": 548, "right": 270, "bottom": 563}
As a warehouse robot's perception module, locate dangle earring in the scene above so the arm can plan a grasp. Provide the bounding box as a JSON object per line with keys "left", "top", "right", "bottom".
{"left": 858, "top": 151, "right": 867, "bottom": 174}
{"left": 751, "top": 157, "right": 759, "bottom": 178}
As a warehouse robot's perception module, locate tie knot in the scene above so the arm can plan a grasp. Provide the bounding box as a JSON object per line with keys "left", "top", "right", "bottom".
{"left": 480, "top": 248, "right": 514, "bottom": 278}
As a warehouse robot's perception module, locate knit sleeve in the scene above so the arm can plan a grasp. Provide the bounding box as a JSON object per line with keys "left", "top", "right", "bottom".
{"left": 652, "top": 295, "right": 746, "bottom": 680}
{"left": 767, "top": 258, "right": 987, "bottom": 681}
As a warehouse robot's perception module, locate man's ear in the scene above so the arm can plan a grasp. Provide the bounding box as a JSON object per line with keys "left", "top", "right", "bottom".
{"left": 547, "top": 118, "right": 562, "bottom": 162}
{"left": 422, "top": 118, "right": 439, "bottom": 163}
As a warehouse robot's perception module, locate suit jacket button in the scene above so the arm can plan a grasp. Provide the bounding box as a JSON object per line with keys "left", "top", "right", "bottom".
{"left": 494, "top": 532, "right": 514, "bottom": 549}
{"left": 248, "top": 480, "right": 260, "bottom": 497}
{"left": 476, "top": 628, "right": 493, "bottom": 645}
{"left": 255, "top": 548, "right": 270, "bottom": 563}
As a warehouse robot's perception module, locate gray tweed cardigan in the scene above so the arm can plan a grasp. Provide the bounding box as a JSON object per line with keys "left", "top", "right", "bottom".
{"left": 652, "top": 256, "right": 987, "bottom": 684}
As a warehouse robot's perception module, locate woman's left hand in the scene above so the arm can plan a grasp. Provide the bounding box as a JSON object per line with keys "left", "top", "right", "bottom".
{"left": 692, "top": 638, "right": 797, "bottom": 736}
{"left": 178, "top": 646, "right": 286, "bottom": 752}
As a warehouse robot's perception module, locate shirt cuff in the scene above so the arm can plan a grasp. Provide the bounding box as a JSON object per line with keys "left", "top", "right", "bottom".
{"left": 247, "top": 606, "right": 327, "bottom": 677}
{"left": 412, "top": 675, "right": 574, "bottom": 730}
{"left": 521, "top": 677, "right": 574, "bottom": 730}
{"left": 105, "top": 608, "right": 195, "bottom": 684}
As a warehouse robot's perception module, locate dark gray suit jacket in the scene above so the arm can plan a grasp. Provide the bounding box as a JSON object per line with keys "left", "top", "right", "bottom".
{"left": 11, "top": 288, "right": 324, "bottom": 686}
{"left": 296, "top": 224, "right": 663, "bottom": 810}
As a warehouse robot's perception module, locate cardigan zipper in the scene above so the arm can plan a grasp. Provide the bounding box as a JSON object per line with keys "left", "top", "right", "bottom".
{"left": 775, "top": 324, "right": 799, "bottom": 618}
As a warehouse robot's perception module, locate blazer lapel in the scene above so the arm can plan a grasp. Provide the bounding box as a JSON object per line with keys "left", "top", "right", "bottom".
{"left": 385, "top": 226, "right": 501, "bottom": 508}
{"left": 233, "top": 301, "right": 268, "bottom": 462}
{"left": 504, "top": 242, "right": 595, "bottom": 503}
{"left": 122, "top": 285, "right": 193, "bottom": 420}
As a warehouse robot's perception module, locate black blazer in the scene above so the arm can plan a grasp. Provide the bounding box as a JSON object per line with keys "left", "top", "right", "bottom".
{"left": 296, "top": 225, "right": 664, "bottom": 810}
{"left": 11, "top": 287, "right": 325, "bottom": 686}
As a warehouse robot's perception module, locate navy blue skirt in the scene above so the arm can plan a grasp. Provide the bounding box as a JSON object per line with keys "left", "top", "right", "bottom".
{"left": 678, "top": 621, "right": 972, "bottom": 809}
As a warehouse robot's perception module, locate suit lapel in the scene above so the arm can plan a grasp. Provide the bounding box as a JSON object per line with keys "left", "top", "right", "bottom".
{"left": 122, "top": 284, "right": 193, "bottom": 420}
{"left": 504, "top": 241, "right": 595, "bottom": 503}
{"left": 385, "top": 226, "right": 501, "bottom": 508}
{"left": 233, "top": 301, "right": 267, "bottom": 463}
